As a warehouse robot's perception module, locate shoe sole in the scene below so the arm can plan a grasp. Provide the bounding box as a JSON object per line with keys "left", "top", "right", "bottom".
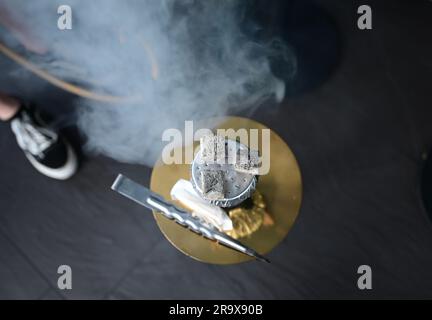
{"left": 24, "top": 140, "right": 78, "bottom": 180}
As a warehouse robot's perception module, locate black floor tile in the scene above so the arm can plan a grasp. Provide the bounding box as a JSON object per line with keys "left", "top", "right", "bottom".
{"left": 0, "top": 231, "right": 49, "bottom": 299}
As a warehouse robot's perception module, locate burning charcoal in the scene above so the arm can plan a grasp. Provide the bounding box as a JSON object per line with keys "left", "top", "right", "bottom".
{"left": 234, "top": 148, "right": 260, "bottom": 175}
{"left": 200, "top": 134, "right": 226, "bottom": 164}
{"left": 200, "top": 169, "right": 225, "bottom": 200}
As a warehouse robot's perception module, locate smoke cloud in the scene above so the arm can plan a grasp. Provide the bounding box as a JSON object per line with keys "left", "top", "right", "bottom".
{"left": 1, "top": 0, "right": 296, "bottom": 165}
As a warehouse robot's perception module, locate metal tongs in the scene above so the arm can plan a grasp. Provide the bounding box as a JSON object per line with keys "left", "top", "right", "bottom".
{"left": 111, "top": 174, "right": 270, "bottom": 263}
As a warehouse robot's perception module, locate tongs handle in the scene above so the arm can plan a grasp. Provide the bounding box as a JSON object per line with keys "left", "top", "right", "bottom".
{"left": 147, "top": 195, "right": 215, "bottom": 239}
{"left": 149, "top": 194, "right": 270, "bottom": 263}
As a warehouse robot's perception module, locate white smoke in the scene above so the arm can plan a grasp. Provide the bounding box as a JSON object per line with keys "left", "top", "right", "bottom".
{"left": 1, "top": 0, "right": 296, "bottom": 165}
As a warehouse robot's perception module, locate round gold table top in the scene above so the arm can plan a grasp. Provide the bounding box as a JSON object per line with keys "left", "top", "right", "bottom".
{"left": 150, "top": 116, "right": 302, "bottom": 264}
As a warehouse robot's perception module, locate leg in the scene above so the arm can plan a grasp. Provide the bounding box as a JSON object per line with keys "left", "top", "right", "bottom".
{"left": 0, "top": 93, "right": 20, "bottom": 121}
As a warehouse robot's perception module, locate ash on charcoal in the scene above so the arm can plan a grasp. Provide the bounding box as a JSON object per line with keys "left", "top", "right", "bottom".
{"left": 200, "top": 169, "right": 225, "bottom": 200}
{"left": 234, "top": 148, "right": 261, "bottom": 175}
{"left": 200, "top": 135, "right": 226, "bottom": 164}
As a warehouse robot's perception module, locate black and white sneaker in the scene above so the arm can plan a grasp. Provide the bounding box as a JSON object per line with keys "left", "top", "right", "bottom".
{"left": 10, "top": 106, "right": 78, "bottom": 180}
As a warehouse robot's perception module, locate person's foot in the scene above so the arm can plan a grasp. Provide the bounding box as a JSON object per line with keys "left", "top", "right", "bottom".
{"left": 10, "top": 105, "right": 78, "bottom": 180}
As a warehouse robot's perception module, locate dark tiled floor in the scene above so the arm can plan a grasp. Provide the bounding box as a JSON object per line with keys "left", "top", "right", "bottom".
{"left": 0, "top": 232, "right": 49, "bottom": 299}
{"left": 1, "top": 0, "right": 432, "bottom": 299}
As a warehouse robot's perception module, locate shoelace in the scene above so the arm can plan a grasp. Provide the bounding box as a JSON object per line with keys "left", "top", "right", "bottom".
{"left": 16, "top": 116, "right": 58, "bottom": 158}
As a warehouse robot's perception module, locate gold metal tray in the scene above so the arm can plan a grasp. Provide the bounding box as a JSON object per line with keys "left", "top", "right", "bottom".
{"left": 150, "top": 116, "right": 302, "bottom": 264}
